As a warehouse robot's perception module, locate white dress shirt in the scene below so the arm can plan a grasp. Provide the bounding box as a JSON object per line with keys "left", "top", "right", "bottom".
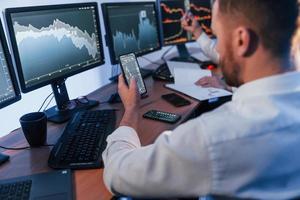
{"left": 196, "top": 32, "right": 219, "bottom": 64}
{"left": 103, "top": 71, "right": 300, "bottom": 199}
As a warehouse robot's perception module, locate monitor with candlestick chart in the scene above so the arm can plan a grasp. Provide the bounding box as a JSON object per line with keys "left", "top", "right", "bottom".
{"left": 158, "top": 0, "right": 212, "bottom": 62}
{"left": 159, "top": 0, "right": 212, "bottom": 46}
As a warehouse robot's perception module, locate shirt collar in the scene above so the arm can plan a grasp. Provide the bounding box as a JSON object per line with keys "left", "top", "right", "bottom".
{"left": 232, "top": 71, "right": 300, "bottom": 101}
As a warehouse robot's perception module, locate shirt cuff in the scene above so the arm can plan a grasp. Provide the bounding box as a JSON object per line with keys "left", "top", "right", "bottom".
{"left": 106, "top": 126, "right": 141, "bottom": 148}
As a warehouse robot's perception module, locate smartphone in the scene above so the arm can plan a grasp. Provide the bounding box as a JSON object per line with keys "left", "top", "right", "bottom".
{"left": 119, "top": 53, "right": 147, "bottom": 97}
{"left": 162, "top": 93, "right": 191, "bottom": 107}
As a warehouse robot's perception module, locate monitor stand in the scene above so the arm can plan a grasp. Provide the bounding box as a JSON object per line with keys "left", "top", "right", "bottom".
{"left": 170, "top": 44, "right": 201, "bottom": 63}
{"left": 44, "top": 80, "right": 99, "bottom": 124}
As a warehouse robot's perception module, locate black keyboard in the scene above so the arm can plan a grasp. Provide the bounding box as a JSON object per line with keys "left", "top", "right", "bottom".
{"left": 48, "top": 110, "right": 116, "bottom": 169}
{"left": 152, "top": 63, "right": 174, "bottom": 82}
{"left": 0, "top": 180, "right": 32, "bottom": 200}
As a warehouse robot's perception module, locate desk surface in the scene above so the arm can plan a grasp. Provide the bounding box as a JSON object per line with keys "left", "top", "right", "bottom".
{"left": 0, "top": 75, "right": 201, "bottom": 200}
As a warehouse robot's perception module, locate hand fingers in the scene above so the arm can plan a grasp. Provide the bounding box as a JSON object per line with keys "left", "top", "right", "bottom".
{"left": 181, "top": 12, "right": 189, "bottom": 21}
{"left": 195, "top": 76, "right": 211, "bottom": 86}
{"left": 129, "top": 78, "right": 138, "bottom": 92}
{"left": 182, "top": 25, "right": 194, "bottom": 32}
{"left": 118, "top": 74, "right": 125, "bottom": 84}
{"left": 181, "top": 19, "right": 188, "bottom": 27}
{"left": 118, "top": 74, "right": 128, "bottom": 91}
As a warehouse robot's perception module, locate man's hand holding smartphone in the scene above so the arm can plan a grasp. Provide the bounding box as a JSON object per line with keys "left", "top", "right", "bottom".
{"left": 118, "top": 75, "right": 140, "bottom": 131}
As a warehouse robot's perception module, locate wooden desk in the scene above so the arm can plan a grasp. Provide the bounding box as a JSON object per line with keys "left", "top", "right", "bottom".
{"left": 0, "top": 76, "right": 201, "bottom": 200}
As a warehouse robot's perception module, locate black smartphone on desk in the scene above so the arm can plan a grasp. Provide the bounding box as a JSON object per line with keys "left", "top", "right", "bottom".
{"left": 162, "top": 93, "right": 191, "bottom": 107}
{"left": 119, "top": 53, "right": 147, "bottom": 97}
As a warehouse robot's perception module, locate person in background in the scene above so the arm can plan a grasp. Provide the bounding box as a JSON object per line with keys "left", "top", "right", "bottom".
{"left": 181, "top": 11, "right": 219, "bottom": 64}
{"left": 181, "top": 11, "right": 232, "bottom": 91}
{"left": 103, "top": 0, "right": 300, "bottom": 199}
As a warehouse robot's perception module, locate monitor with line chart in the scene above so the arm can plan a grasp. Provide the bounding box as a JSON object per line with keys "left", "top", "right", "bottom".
{"left": 102, "top": 2, "right": 161, "bottom": 65}
{"left": 159, "top": 0, "right": 212, "bottom": 46}
{"left": 0, "top": 19, "right": 21, "bottom": 109}
{"left": 5, "top": 3, "right": 105, "bottom": 123}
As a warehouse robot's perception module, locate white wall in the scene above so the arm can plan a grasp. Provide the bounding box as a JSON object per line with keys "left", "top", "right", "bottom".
{"left": 0, "top": 0, "right": 187, "bottom": 137}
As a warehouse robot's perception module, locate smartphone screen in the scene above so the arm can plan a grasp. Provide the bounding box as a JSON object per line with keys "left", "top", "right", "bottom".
{"left": 119, "top": 53, "right": 147, "bottom": 96}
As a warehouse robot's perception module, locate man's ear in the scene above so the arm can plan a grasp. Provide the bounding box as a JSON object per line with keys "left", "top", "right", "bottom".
{"left": 233, "top": 27, "right": 258, "bottom": 57}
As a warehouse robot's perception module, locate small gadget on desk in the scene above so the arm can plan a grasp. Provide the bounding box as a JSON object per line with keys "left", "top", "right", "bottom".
{"left": 162, "top": 93, "right": 191, "bottom": 107}
{"left": 0, "top": 153, "right": 9, "bottom": 165}
{"left": 152, "top": 63, "right": 174, "bottom": 82}
{"left": 108, "top": 93, "right": 122, "bottom": 104}
{"left": 119, "top": 53, "right": 148, "bottom": 97}
{"left": 143, "top": 110, "right": 181, "bottom": 124}
{"left": 201, "top": 61, "right": 218, "bottom": 70}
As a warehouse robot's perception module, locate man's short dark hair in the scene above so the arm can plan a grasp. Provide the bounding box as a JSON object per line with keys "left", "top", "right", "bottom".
{"left": 212, "top": 0, "right": 299, "bottom": 57}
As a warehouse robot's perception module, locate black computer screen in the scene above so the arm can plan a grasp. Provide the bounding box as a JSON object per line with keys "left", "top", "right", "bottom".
{"left": 102, "top": 2, "right": 161, "bottom": 65}
{"left": 6, "top": 3, "right": 104, "bottom": 92}
{"left": 160, "top": 0, "right": 212, "bottom": 46}
{"left": 0, "top": 21, "right": 21, "bottom": 109}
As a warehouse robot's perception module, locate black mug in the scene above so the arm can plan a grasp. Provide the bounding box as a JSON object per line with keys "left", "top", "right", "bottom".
{"left": 20, "top": 112, "right": 47, "bottom": 147}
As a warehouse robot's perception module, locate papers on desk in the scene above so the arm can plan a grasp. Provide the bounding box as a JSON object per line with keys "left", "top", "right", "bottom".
{"left": 165, "top": 61, "right": 232, "bottom": 101}
{"left": 166, "top": 84, "right": 232, "bottom": 101}
{"left": 191, "top": 51, "right": 210, "bottom": 62}
{"left": 167, "top": 61, "right": 211, "bottom": 86}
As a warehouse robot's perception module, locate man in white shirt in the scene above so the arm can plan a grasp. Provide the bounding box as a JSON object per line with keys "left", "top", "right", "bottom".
{"left": 103, "top": 0, "right": 300, "bottom": 199}
{"left": 181, "top": 11, "right": 232, "bottom": 91}
{"left": 181, "top": 12, "right": 219, "bottom": 65}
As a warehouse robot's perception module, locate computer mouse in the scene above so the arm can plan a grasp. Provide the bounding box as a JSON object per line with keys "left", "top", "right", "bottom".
{"left": 201, "top": 61, "right": 218, "bottom": 70}
{"left": 108, "top": 93, "right": 122, "bottom": 104}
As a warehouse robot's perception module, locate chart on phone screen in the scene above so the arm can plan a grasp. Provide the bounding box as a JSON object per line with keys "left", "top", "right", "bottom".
{"left": 122, "top": 55, "right": 146, "bottom": 94}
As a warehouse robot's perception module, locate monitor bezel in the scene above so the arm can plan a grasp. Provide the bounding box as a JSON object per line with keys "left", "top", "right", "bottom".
{"left": 0, "top": 19, "right": 21, "bottom": 109}
{"left": 101, "top": 1, "right": 162, "bottom": 65}
{"left": 5, "top": 2, "right": 105, "bottom": 93}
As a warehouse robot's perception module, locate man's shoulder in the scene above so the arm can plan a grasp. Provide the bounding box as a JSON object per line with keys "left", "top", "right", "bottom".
{"left": 197, "top": 101, "right": 262, "bottom": 146}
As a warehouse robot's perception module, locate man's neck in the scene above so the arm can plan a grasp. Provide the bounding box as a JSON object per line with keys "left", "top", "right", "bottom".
{"left": 242, "top": 51, "right": 294, "bottom": 84}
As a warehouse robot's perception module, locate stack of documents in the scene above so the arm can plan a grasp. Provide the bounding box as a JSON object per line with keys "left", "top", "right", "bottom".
{"left": 165, "top": 61, "right": 232, "bottom": 101}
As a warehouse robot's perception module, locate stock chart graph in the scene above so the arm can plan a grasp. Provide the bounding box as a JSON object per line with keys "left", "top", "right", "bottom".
{"left": 108, "top": 4, "right": 160, "bottom": 60}
{"left": 161, "top": 0, "right": 189, "bottom": 45}
{"left": 10, "top": 7, "right": 102, "bottom": 86}
{"left": 189, "top": 0, "right": 212, "bottom": 36}
{"left": 160, "top": 0, "right": 212, "bottom": 45}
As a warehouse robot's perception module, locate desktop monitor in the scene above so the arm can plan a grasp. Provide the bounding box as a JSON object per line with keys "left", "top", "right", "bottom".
{"left": 5, "top": 3, "right": 105, "bottom": 123}
{"left": 158, "top": 0, "right": 212, "bottom": 62}
{"left": 0, "top": 20, "right": 21, "bottom": 110}
{"left": 101, "top": 2, "right": 162, "bottom": 65}
{"left": 0, "top": 18, "right": 21, "bottom": 164}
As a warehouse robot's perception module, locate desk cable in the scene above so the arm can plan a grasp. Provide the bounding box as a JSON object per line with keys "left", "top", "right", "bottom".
{"left": 37, "top": 92, "right": 54, "bottom": 112}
